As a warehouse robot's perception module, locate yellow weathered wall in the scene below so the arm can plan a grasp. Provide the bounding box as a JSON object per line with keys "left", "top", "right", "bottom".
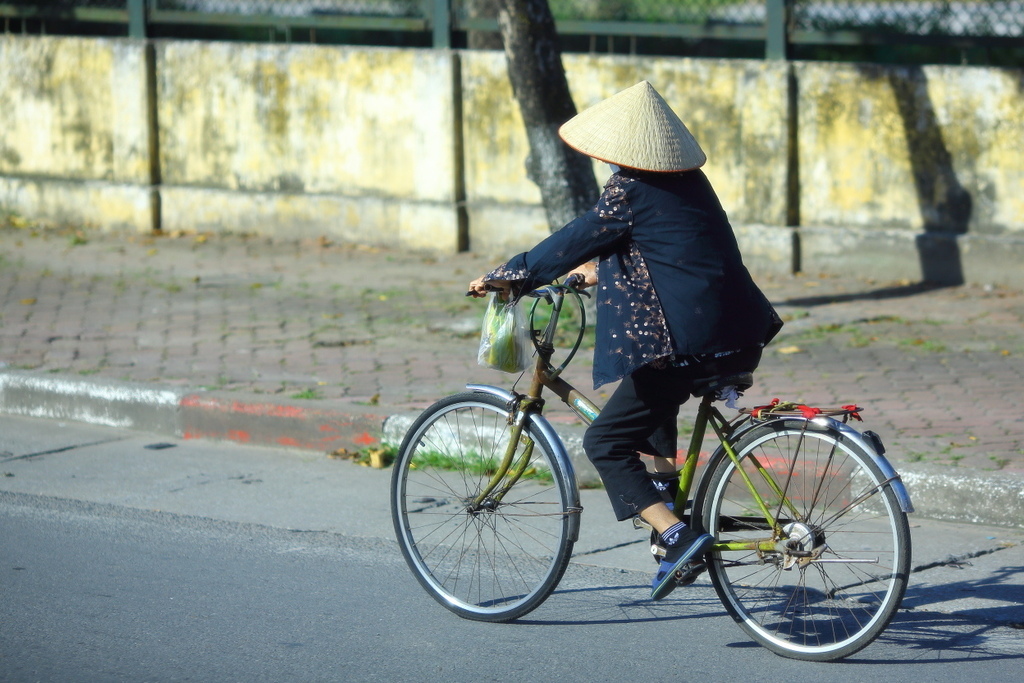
{"left": 798, "top": 62, "right": 1024, "bottom": 236}
{"left": 1, "top": 35, "right": 1022, "bottom": 285}
{"left": 155, "top": 42, "right": 462, "bottom": 251}
{"left": 0, "top": 36, "right": 150, "bottom": 182}
{"left": 0, "top": 36, "right": 154, "bottom": 231}
{"left": 158, "top": 42, "right": 455, "bottom": 200}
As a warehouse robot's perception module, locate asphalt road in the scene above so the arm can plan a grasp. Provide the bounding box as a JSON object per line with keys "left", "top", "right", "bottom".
{"left": 1, "top": 416, "right": 1022, "bottom": 681}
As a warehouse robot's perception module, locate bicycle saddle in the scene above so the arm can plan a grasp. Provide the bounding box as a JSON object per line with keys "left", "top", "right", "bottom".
{"left": 691, "top": 372, "right": 754, "bottom": 398}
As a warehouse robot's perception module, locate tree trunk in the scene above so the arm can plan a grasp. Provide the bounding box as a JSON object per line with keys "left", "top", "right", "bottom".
{"left": 466, "top": 0, "right": 503, "bottom": 50}
{"left": 496, "top": 0, "right": 598, "bottom": 232}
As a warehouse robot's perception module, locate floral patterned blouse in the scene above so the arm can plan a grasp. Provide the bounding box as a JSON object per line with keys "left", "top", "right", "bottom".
{"left": 484, "top": 168, "right": 781, "bottom": 388}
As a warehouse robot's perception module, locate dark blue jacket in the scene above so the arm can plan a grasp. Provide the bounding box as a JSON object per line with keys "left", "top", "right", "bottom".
{"left": 486, "top": 168, "right": 782, "bottom": 388}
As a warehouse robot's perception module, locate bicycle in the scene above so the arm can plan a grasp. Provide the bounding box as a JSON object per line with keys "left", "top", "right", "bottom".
{"left": 390, "top": 280, "right": 914, "bottom": 662}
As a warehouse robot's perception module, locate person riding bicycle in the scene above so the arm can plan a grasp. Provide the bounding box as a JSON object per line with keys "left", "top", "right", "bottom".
{"left": 468, "top": 81, "right": 782, "bottom": 600}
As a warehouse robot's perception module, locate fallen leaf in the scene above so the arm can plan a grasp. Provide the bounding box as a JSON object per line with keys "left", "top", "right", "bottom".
{"left": 368, "top": 449, "right": 387, "bottom": 469}
{"left": 777, "top": 345, "right": 804, "bottom": 354}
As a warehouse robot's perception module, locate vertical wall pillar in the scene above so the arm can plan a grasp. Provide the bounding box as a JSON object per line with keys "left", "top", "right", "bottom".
{"left": 433, "top": 0, "right": 452, "bottom": 49}
{"left": 767, "top": 1, "right": 798, "bottom": 270}
{"left": 130, "top": 0, "right": 161, "bottom": 232}
{"left": 144, "top": 41, "right": 162, "bottom": 233}
{"left": 128, "top": 0, "right": 148, "bottom": 39}
{"left": 765, "top": 0, "right": 790, "bottom": 61}
{"left": 449, "top": 53, "right": 469, "bottom": 251}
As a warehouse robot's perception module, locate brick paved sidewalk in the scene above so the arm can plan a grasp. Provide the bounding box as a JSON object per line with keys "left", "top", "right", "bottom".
{"left": 1, "top": 227, "right": 1022, "bottom": 480}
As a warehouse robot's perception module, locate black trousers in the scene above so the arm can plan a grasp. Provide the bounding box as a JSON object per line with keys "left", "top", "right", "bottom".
{"left": 583, "top": 349, "right": 761, "bottom": 521}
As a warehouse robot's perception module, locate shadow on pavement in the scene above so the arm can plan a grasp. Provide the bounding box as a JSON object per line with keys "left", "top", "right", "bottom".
{"left": 515, "top": 582, "right": 725, "bottom": 626}
{"left": 853, "top": 609, "right": 1024, "bottom": 663}
{"left": 902, "top": 564, "right": 1024, "bottom": 626}
{"left": 776, "top": 281, "right": 956, "bottom": 308}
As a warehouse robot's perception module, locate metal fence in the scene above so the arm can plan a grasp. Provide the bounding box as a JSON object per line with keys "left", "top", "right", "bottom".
{"left": 2, "top": 1, "right": 1022, "bottom": 64}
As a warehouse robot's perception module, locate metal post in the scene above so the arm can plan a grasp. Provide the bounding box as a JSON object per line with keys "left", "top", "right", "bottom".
{"left": 433, "top": 0, "right": 452, "bottom": 49}
{"left": 765, "top": 0, "right": 790, "bottom": 60}
{"left": 128, "top": 0, "right": 148, "bottom": 39}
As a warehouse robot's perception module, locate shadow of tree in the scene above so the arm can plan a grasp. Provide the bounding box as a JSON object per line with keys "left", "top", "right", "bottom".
{"left": 850, "top": 609, "right": 1024, "bottom": 663}
{"left": 515, "top": 582, "right": 726, "bottom": 626}
{"left": 903, "top": 563, "right": 1024, "bottom": 626}
{"left": 522, "top": 568, "right": 1024, "bottom": 661}
{"left": 775, "top": 279, "right": 955, "bottom": 308}
{"left": 887, "top": 65, "right": 972, "bottom": 286}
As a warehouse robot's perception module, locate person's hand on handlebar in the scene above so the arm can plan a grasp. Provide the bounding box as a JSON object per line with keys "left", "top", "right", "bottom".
{"left": 566, "top": 262, "right": 598, "bottom": 289}
{"left": 467, "top": 276, "right": 512, "bottom": 299}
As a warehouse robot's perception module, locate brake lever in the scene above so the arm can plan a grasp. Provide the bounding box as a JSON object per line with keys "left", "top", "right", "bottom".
{"left": 563, "top": 274, "right": 591, "bottom": 298}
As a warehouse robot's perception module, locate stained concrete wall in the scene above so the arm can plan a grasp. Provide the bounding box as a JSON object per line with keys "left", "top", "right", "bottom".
{"left": 0, "top": 36, "right": 463, "bottom": 253}
{"left": 0, "top": 36, "right": 156, "bottom": 231}
{"left": 796, "top": 62, "right": 1024, "bottom": 285}
{"left": 155, "top": 41, "right": 463, "bottom": 252}
{"left": 1, "top": 34, "right": 1022, "bottom": 286}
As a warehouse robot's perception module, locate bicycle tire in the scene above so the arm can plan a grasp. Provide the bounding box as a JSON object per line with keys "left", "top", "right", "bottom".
{"left": 695, "top": 417, "right": 911, "bottom": 661}
{"left": 391, "top": 391, "right": 578, "bottom": 622}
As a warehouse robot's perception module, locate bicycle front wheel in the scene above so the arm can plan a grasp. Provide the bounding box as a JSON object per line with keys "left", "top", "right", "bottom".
{"left": 391, "top": 391, "right": 578, "bottom": 622}
{"left": 696, "top": 418, "right": 911, "bottom": 661}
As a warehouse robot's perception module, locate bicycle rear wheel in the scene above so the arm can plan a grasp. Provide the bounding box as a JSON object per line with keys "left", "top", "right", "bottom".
{"left": 696, "top": 418, "right": 911, "bottom": 661}
{"left": 391, "top": 391, "right": 578, "bottom": 622}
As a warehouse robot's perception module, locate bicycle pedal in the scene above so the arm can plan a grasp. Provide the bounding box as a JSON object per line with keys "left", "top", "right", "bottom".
{"left": 674, "top": 561, "right": 707, "bottom": 587}
{"left": 633, "top": 516, "right": 654, "bottom": 532}
{"left": 650, "top": 543, "right": 667, "bottom": 559}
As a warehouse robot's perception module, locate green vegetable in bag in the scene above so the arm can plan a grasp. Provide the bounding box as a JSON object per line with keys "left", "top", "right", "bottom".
{"left": 478, "top": 293, "right": 530, "bottom": 373}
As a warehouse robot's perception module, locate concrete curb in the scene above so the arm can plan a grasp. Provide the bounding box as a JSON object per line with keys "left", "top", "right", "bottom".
{"left": 2, "top": 369, "right": 1021, "bottom": 530}
{"left": 0, "top": 371, "right": 183, "bottom": 434}
{"left": 0, "top": 370, "right": 387, "bottom": 455}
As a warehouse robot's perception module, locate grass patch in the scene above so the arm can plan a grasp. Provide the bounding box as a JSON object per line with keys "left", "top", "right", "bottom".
{"left": 290, "top": 388, "right": 322, "bottom": 400}
{"left": 410, "top": 449, "right": 554, "bottom": 484}
{"left": 990, "top": 456, "right": 1010, "bottom": 470}
{"left": 899, "top": 337, "right": 947, "bottom": 353}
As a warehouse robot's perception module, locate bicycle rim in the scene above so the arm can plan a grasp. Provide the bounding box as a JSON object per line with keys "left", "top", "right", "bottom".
{"left": 699, "top": 419, "right": 910, "bottom": 661}
{"left": 391, "top": 392, "right": 576, "bottom": 622}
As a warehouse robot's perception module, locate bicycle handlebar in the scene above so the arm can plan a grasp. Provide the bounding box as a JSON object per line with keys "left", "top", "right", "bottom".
{"left": 465, "top": 277, "right": 591, "bottom": 299}
{"left": 465, "top": 276, "right": 589, "bottom": 378}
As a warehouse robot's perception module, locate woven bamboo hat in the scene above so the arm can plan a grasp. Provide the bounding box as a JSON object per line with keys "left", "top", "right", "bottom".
{"left": 558, "top": 81, "right": 706, "bottom": 172}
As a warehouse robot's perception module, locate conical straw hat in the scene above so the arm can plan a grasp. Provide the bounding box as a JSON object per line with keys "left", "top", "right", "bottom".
{"left": 558, "top": 81, "right": 706, "bottom": 172}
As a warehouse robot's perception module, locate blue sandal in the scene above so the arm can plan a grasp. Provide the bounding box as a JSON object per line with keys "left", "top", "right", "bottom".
{"left": 651, "top": 532, "right": 714, "bottom": 601}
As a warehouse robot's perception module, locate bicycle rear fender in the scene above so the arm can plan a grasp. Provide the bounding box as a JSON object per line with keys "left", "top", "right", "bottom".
{"left": 729, "top": 415, "right": 914, "bottom": 514}
{"left": 825, "top": 417, "right": 914, "bottom": 513}
{"left": 467, "top": 384, "right": 583, "bottom": 541}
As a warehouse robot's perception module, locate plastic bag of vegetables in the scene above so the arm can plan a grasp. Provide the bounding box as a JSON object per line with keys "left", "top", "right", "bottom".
{"left": 477, "top": 293, "right": 530, "bottom": 373}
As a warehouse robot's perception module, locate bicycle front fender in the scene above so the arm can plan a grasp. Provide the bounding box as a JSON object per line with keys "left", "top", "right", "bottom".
{"left": 466, "top": 384, "right": 582, "bottom": 541}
